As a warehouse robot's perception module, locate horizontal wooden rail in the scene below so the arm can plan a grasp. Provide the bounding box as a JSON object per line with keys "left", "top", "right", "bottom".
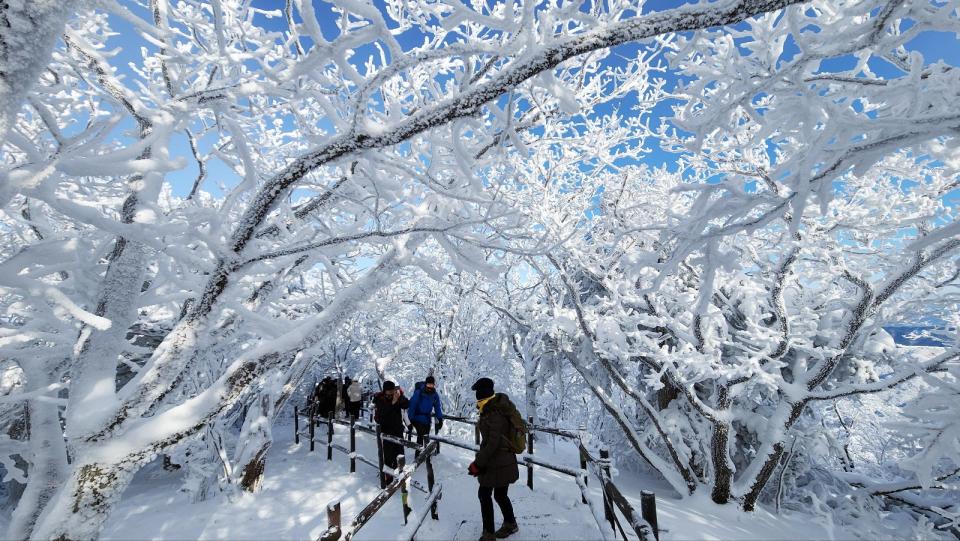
{"left": 442, "top": 414, "right": 477, "bottom": 425}
{"left": 316, "top": 414, "right": 422, "bottom": 451}
{"left": 444, "top": 415, "right": 580, "bottom": 439}
{"left": 353, "top": 453, "right": 381, "bottom": 472}
{"left": 427, "top": 434, "right": 584, "bottom": 478}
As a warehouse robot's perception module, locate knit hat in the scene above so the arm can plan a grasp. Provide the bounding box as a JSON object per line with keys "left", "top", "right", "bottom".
{"left": 382, "top": 380, "right": 396, "bottom": 391}
{"left": 425, "top": 376, "right": 436, "bottom": 385}
{"left": 471, "top": 377, "right": 494, "bottom": 400}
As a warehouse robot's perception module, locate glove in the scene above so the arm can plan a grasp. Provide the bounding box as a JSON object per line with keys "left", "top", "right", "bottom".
{"left": 435, "top": 419, "right": 443, "bottom": 431}
{"left": 468, "top": 462, "right": 480, "bottom": 476}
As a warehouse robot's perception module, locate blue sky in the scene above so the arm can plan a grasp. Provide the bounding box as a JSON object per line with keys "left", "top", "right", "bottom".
{"left": 95, "top": 0, "right": 960, "bottom": 204}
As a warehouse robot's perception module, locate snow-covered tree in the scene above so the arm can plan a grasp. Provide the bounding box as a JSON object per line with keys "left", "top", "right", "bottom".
{"left": 1, "top": 0, "right": 957, "bottom": 538}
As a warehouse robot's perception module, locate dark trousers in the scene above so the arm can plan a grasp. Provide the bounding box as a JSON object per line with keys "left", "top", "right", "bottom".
{"left": 413, "top": 422, "right": 430, "bottom": 445}
{"left": 319, "top": 400, "right": 335, "bottom": 419}
{"left": 479, "top": 485, "right": 515, "bottom": 533}
{"left": 413, "top": 422, "right": 433, "bottom": 459}
{"left": 382, "top": 439, "right": 404, "bottom": 485}
{"left": 347, "top": 401, "right": 361, "bottom": 420}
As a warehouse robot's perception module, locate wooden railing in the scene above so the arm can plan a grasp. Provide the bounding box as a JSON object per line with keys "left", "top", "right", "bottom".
{"left": 297, "top": 406, "right": 658, "bottom": 541}
{"left": 319, "top": 440, "right": 441, "bottom": 541}
{"left": 298, "top": 406, "right": 441, "bottom": 541}
{"left": 579, "top": 443, "right": 659, "bottom": 541}
{"left": 439, "top": 415, "right": 657, "bottom": 541}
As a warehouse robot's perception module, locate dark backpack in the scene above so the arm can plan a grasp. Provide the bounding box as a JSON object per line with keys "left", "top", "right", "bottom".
{"left": 502, "top": 403, "right": 528, "bottom": 454}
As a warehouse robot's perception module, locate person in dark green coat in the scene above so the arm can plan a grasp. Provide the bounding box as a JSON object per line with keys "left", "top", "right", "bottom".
{"left": 468, "top": 378, "right": 519, "bottom": 541}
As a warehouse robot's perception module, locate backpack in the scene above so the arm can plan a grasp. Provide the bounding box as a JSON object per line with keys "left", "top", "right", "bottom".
{"left": 415, "top": 391, "right": 436, "bottom": 416}
{"left": 502, "top": 403, "right": 528, "bottom": 454}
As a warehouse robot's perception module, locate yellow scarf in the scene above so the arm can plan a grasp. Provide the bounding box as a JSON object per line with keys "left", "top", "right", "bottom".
{"left": 476, "top": 395, "right": 494, "bottom": 413}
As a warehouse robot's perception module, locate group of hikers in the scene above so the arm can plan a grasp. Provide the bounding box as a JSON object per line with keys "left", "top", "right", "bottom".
{"left": 311, "top": 376, "right": 363, "bottom": 420}
{"left": 370, "top": 376, "right": 444, "bottom": 477}
{"left": 370, "top": 376, "right": 521, "bottom": 541}
{"left": 308, "top": 373, "right": 522, "bottom": 540}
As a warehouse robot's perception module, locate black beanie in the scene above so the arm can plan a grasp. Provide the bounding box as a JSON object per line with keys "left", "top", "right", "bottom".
{"left": 471, "top": 377, "right": 495, "bottom": 400}
{"left": 382, "top": 380, "right": 396, "bottom": 391}
{"left": 425, "top": 376, "right": 436, "bottom": 385}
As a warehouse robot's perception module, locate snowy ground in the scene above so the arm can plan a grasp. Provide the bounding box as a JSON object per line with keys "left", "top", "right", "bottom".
{"left": 102, "top": 423, "right": 851, "bottom": 540}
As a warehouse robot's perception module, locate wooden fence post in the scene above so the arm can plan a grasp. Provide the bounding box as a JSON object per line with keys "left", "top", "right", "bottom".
{"left": 641, "top": 491, "right": 659, "bottom": 541}
{"left": 309, "top": 408, "right": 316, "bottom": 452}
{"left": 294, "top": 405, "right": 300, "bottom": 445}
{"left": 579, "top": 447, "right": 589, "bottom": 505}
{"left": 376, "top": 423, "right": 386, "bottom": 489}
{"left": 319, "top": 500, "right": 341, "bottom": 541}
{"left": 398, "top": 454, "right": 410, "bottom": 524}
{"left": 350, "top": 420, "right": 357, "bottom": 473}
{"left": 327, "top": 416, "right": 334, "bottom": 461}
{"left": 426, "top": 450, "right": 439, "bottom": 520}
{"left": 526, "top": 416, "right": 534, "bottom": 490}
{"left": 600, "top": 449, "right": 615, "bottom": 534}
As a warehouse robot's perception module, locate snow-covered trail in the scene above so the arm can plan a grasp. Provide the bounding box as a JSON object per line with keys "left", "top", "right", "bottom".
{"left": 102, "top": 422, "right": 844, "bottom": 540}
{"left": 102, "top": 422, "right": 603, "bottom": 540}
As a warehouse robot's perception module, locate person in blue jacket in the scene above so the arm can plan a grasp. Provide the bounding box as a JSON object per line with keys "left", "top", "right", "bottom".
{"left": 408, "top": 375, "right": 443, "bottom": 452}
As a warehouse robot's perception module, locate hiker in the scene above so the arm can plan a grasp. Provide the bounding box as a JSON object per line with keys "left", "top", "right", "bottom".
{"left": 339, "top": 377, "right": 350, "bottom": 417}
{"left": 311, "top": 378, "right": 326, "bottom": 416}
{"left": 317, "top": 377, "right": 337, "bottom": 419}
{"left": 408, "top": 375, "right": 443, "bottom": 451}
{"left": 468, "top": 377, "right": 520, "bottom": 541}
{"left": 373, "top": 380, "right": 409, "bottom": 485}
{"left": 346, "top": 377, "right": 363, "bottom": 420}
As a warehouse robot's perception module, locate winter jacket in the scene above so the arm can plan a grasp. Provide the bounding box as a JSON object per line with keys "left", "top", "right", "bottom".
{"left": 314, "top": 382, "right": 337, "bottom": 415}
{"left": 373, "top": 390, "right": 410, "bottom": 437}
{"left": 407, "top": 382, "right": 443, "bottom": 426}
{"left": 347, "top": 382, "right": 362, "bottom": 402}
{"left": 474, "top": 393, "right": 520, "bottom": 488}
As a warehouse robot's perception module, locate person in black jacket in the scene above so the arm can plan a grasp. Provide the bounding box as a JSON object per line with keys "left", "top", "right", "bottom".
{"left": 468, "top": 377, "right": 519, "bottom": 541}
{"left": 373, "top": 380, "right": 409, "bottom": 485}
{"left": 315, "top": 377, "right": 337, "bottom": 419}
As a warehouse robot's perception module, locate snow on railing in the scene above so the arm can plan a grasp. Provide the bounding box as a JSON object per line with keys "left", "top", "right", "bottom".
{"left": 317, "top": 440, "right": 440, "bottom": 541}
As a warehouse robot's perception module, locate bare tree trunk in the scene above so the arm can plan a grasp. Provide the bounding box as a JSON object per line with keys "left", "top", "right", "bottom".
{"left": 6, "top": 397, "right": 68, "bottom": 540}
{"left": 67, "top": 231, "right": 149, "bottom": 438}
{"left": 739, "top": 401, "right": 806, "bottom": 511}
{"left": 233, "top": 348, "right": 317, "bottom": 491}
{"left": 710, "top": 387, "right": 733, "bottom": 504}
{"left": 235, "top": 393, "right": 273, "bottom": 492}
{"left": 511, "top": 333, "right": 541, "bottom": 427}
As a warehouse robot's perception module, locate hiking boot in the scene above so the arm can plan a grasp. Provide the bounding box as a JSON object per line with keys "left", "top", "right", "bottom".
{"left": 478, "top": 531, "right": 497, "bottom": 541}
{"left": 495, "top": 522, "right": 519, "bottom": 538}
